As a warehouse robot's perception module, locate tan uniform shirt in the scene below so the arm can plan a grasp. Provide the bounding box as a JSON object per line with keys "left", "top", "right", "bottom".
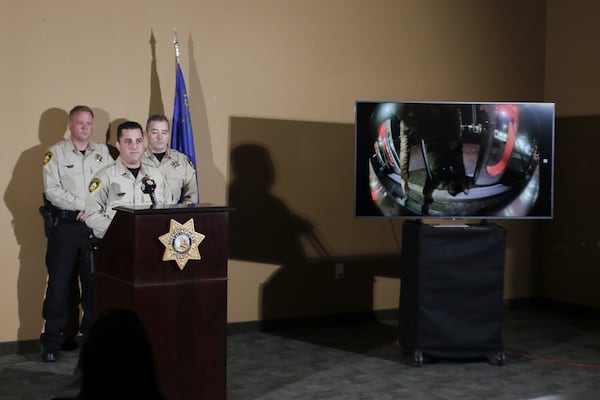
{"left": 142, "top": 148, "right": 198, "bottom": 204}
{"left": 42, "top": 138, "right": 113, "bottom": 211}
{"left": 84, "top": 157, "right": 174, "bottom": 238}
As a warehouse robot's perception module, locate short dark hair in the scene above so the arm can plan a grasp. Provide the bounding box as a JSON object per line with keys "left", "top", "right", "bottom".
{"left": 117, "top": 121, "right": 144, "bottom": 141}
{"left": 69, "top": 105, "right": 94, "bottom": 119}
{"left": 146, "top": 114, "right": 170, "bottom": 131}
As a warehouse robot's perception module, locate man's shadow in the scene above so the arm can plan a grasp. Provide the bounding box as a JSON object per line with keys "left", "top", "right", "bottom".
{"left": 229, "top": 143, "right": 334, "bottom": 324}
{"left": 229, "top": 143, "right": 316, "bottom": 266}
{"left": 105, "top": 118, "right": 126, "bottom": 160}
{"left": 4, "top": 108, "right": 68, "bottom": 351}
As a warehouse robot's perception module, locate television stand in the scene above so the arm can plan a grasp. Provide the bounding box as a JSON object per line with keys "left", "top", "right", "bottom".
{"left": 398, "top": 219, "right": 506, "bottom": 366}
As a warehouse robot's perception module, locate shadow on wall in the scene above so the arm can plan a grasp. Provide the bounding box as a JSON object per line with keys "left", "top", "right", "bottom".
{"left": 104, "top": 117, "right": 127, "bottom": 160}
{"left": 229, "top": 143, "right": 315, "bottom": 265}
{"left": 540, "top": 116, "right": 600, "bottom": 305}
{"left": 187, "top": 32, "right": 225, "bottom": 202}
{"left": 92, "top": 108, "right": 122, "bottom": 160}
{"left": 228, "top": 117, "right": 400, "bottom": 325}
{"left": 148, "top": 29, "right": 165, "bottom": 118}
{"left": 4, "top": 108, "right": 68, "bottom": 348}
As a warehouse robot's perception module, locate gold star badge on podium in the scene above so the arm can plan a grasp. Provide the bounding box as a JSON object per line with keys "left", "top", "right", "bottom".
{"left": 159, "top": 218, "right": 206, "bottom": 270}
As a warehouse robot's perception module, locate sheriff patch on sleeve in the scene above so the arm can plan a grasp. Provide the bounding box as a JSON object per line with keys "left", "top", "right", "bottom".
{"left": 43, "top": 151, "right": 53, "bottom": 166}
{"left": 89, "top": 178, "right": 102, "bottom": 193}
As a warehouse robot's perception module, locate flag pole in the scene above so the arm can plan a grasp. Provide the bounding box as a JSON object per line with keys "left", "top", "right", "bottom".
{"left": 171, "top": 29, "right": 198, "bottom": 172}
{"left": 173, "top": 29, "right": 180, "bottom": 63}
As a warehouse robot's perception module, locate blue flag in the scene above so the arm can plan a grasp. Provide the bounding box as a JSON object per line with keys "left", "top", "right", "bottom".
{"left": 172, "top": 62, "right": 197, "bottom": 168}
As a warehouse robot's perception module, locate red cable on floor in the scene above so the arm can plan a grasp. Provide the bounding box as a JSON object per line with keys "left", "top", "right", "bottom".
{"left": 507, "top": 350, "right": 600, "bottom": 369}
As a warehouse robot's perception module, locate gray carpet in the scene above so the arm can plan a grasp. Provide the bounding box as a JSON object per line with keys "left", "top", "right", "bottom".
{"left": 1, "top": 302, "right": 599, "bottom": 400}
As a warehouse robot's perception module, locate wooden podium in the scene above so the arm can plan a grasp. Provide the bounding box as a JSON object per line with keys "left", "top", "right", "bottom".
{"left": 94, "top": 204, "right": 232, "bottom": 400}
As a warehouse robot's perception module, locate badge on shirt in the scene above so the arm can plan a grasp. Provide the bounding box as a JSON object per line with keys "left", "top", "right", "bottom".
{"left": 171, "top": 160, "right": 181, "bottom": 169}
{"left": 89, "top": 178, "right": 101, "bottom": 193}
{"left": 95, "top": 154, "right": 104, "bottom": 163}
{"left": 43, "top": 151, "right": 53, "bottom": 166}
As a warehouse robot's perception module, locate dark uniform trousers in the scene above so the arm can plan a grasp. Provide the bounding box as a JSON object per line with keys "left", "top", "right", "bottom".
{"left": 41, "top": 218, "right": 94, "bottom": 351}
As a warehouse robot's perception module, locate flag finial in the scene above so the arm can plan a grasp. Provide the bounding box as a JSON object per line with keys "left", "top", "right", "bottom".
{"left": 173, "top": 29, "right": 180, "bottom": 62}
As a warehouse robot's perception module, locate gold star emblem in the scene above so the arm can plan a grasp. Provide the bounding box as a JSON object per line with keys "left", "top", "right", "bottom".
{"left": 158, "top": 218, "right": 205, "bottom": 270}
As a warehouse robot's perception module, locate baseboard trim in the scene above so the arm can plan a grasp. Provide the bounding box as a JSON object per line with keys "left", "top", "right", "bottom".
{"left": 4, "top": 298, "right": 598, "bottom": 355}
{"left": 0, "top": 339, "right": 39, "bottom": 356}
{"left": 228, "top": 308, "right": 398, "bottom": 335}
{"left": 505, "top": 297, "right": 600, "bottom": 318}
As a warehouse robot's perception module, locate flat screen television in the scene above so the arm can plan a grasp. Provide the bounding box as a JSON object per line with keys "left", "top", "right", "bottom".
{"left": 355, "top": 101, "right": 555, "bottom": 219}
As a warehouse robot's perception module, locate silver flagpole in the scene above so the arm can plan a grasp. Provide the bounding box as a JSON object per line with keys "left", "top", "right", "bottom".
{"left": 173, "top": 29, "right": 180, "bottom": 63}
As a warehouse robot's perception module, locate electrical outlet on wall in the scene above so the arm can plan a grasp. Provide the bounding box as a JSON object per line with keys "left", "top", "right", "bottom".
{"left": 335, "top": 263, "right": 344, "bottom": 279}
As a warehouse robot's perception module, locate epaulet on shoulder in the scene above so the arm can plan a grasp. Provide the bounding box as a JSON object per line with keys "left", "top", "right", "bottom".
{"left": 186, "top": 157, "right": 194, "bottom": 169}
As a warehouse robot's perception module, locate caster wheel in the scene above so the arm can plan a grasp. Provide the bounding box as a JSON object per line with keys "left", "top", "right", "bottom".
{"left": 488, "top": 352, "right": 505, "bottom": 366}
{"left": 414, "top": 350, "right": 423, "bottom": 367}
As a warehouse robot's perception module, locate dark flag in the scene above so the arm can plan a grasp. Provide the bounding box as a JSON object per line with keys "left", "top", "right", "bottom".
{"left": 172, "top": 61, "right": 197, "bottom": 168}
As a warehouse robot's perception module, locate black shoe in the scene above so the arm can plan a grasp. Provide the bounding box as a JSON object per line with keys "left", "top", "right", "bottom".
{"left": 61, "top": 336, "right": 79, "bottom": 351}
{"left": 42, "top": 349, "right": 59, "bottom": 362}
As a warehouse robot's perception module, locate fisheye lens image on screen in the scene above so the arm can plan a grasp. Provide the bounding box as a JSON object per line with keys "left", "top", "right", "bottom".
{"left": 355, "top": 101, "right": 555, "bottom": 219}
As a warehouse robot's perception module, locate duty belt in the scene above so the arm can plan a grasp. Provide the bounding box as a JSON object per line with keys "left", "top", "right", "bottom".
{"left": 55, "top": 209, "right": 79, "bottom": 222}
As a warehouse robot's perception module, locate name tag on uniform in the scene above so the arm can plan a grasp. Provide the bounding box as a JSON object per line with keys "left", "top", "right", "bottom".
{"left": 66, "top": 165, "right": 74, "bottom": 168}
{"left": 117, "top": 192, "right": 126, "bottom": 197}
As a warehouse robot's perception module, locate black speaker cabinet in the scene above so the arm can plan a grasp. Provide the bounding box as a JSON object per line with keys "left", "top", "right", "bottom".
{"left": 398, "top": 220, "right": 506, "bottom": 366}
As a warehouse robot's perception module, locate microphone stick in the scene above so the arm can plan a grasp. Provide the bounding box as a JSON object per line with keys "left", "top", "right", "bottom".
{"left": 141, "top": 176, "right": 157, "bottom": 208}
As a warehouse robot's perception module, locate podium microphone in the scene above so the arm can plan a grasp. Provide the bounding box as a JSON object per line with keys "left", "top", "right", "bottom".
{"left": 141, "top": 176, "right": 157, "bottom": 208}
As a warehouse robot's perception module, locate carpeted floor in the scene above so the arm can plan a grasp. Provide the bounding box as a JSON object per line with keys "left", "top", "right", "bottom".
{"left": 1, "top": 301, "right": 599, "bottom": 400}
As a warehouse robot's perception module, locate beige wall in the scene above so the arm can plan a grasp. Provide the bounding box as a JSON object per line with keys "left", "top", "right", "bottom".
{"left": 545, "top": 0, "right": 600, "bottom": 116}
{"left": 543, "top": 1, "right": 600, "bottom": 306}
{"left": 1, "top": 0, "right": 547, "bottom": 343}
